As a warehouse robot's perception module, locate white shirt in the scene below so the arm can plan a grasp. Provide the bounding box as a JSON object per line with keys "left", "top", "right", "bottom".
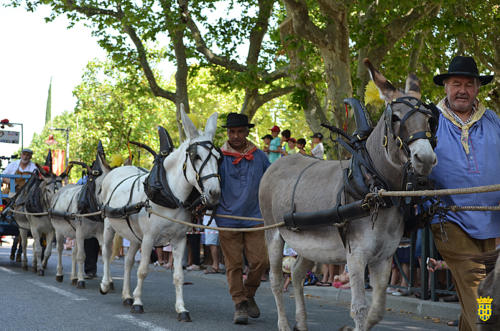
{"left": 311, "top": 143, "right": 324, "bottom": 159}
{"left": 2, "top": 160, "right": 36, "bottom": 175}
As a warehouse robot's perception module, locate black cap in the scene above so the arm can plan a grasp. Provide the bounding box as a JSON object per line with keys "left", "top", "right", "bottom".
{"left": 433, "top": 56, "right": 493, "bottom": 86}
{"left": 311, "top": 132, "right": 323, "bottom": 139}
{"left": 222, "top": 113, "right": 255, "bottom": 128}
{"left": 261, "top": 134, "right": 273, "bottom": 140}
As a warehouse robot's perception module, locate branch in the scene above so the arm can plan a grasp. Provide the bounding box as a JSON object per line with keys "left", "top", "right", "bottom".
{"left": 63, "top": 0, "right": 176, "bottom": 102}
{"left": 262, "top": 65, "right": 290, "bottom": 83}
{"left": 123, "top": 24, "right": 176, "bottom": 102}
{"left": 283, "top": 0, "right": 328, "bottom": 48}
{"left": 247, "top": 0, "right": 275, "bottom": 65}
{"left": 63, "top": 0, "right": 119, "bottom": 17}
{"left": 178, "top": 0, "right": 247, "bottom": 72}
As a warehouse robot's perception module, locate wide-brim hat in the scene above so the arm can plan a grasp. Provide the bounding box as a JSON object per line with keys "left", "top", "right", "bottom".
{"left": 222, "top": 112, "right": 255, "bottom": 128}
{"left": 433, "top": 56, "right": 493, "bottom": 86}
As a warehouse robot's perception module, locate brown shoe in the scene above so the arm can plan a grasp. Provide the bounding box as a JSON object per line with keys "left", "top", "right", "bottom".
{"left": 233, "top": 301, "right": 248, "bottom": 324}
{"left": 247, "top": 297, "right": 260, "bottom": 318}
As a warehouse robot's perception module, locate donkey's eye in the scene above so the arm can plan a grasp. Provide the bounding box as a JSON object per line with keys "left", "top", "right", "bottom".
{"left": 392, "top": 115, "right": 400, "bottom": 122}
{"left": 194, "top": 155, "right": 201, "bottom": 161}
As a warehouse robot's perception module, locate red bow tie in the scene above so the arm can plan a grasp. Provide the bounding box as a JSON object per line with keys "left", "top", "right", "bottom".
{"left": 222, "top": 147, "right": 257, "bottom": 165}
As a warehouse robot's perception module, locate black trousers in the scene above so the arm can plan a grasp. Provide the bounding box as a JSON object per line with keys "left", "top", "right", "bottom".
{"left": 84, "top": 237, "right": 99, "bottom": 274}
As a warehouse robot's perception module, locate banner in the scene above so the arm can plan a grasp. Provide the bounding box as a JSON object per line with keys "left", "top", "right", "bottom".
{"left": 52, "top": 149, "right": 65, "bottom": 175}
{"left": 0, "top": 130, "right": 20, "bottom": 144}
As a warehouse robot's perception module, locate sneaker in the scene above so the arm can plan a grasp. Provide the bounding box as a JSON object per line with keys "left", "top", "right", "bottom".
{"left": 233, "top": 301, "right": 249, "bottom": 324}
{"left": 247, "top": 297, "right": 260, "bottom": 318}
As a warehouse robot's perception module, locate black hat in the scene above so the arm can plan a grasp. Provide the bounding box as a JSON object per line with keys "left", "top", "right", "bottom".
{"left": 311, "top": 132, "right": 323, "bottom": 139}
{"left": 433, "top": 56, "right": 493, "bottom": 86}
{"left": 222, "top": 113, "right": 255, "bottom": 128}
{"left": 261, "top": 134, "right": 273, "bottom": 140}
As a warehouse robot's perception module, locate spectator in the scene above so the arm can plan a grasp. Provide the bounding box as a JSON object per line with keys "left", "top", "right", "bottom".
{"left": 296, "top": 138, "right": 307, "bottom": 155}
{"left": 281, "top": 129, "right": 291, "bottom": 154}
{"left": 268, "top": 125, "right": 282, "bottom": 163}
{"left": 285, "top": 138, "right": 297, "bottom": 155}
{"left": 216, "top": 113, "right": 270, "bottom": 325}
{"left": 310, "top": 133, "right": 324, "bottom": 159}
{"left": 282, "top": 242, "right": 297, "bottom": 292}
{"left": 429, "top": 56, "right": 499, "bottom": 331}
{"left": 316, "top": 264, "right": 335, "bottom": 287}
{"left": 202, "top": 215, "right": 223, "bottom": 274}
{"left": 261, "top": 134, "right": 272, "bottom": 157}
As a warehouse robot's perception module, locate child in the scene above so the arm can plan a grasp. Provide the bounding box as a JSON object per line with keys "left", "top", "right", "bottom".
{"left": 286, "top": 138, "right": 297, "bottom": 155}
{"left": 282, "top": 242, "right": 297, "bottom": 291}
{"left": 296, "top": 138, "right": 307, "bottom": 155}
{"left": 261, "top": 134, "right": 272, "bottom": 156}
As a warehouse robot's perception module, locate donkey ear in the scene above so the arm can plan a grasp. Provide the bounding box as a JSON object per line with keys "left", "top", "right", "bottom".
{"left": 405, "top": 73, "right": 421, "bottom": 99}
{"left": 96, "top": 140, "right": 111, "bottom": 173}
{"left": 180, "top": 104, "right": 199, "bottom": 140}
{"left": 204, "top": 112, "right": 219, "bottom": 140}
{"left": 363, "top": 58, "right": 403, "bottom": 102}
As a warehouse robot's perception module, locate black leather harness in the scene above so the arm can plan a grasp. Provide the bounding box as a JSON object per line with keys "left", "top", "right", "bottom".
{"left": 283, "top": 97, "right": 440, "bottom": 233}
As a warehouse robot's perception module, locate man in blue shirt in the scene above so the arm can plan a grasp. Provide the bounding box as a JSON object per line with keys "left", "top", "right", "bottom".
{"left": 430, "top": 56, "right": 499, "bottom": 331}
{"left": 215, "top": 113, "right": 270, "bottom": 325}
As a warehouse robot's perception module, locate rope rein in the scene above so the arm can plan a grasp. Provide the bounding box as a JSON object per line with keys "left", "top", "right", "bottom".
{"left": 7, "top": 183, "right": 500, "bottom": 232}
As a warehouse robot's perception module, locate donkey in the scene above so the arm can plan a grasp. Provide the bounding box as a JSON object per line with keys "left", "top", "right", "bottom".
{"left": 98, "top": 109, "right": 221, "bottom": 321}
{"left": 50, "top": 143, "right": 111, "bottom": 288}
{"left": 259, "top": 59, "right": 438, "bottom": 331}
{"left": 13, "top": 165, "right": 68, "bottom": 275}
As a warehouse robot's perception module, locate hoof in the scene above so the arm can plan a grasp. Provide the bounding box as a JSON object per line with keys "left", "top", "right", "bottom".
{"left": 123, "top": 298, "right": 134, "bottom": 306}
{"left": 71, "top": 279, "right": 78, "bottom": 286}
{"left": 338, "top": 326, "right": 353, "bottom": 331}
{"left": 294, "top": 325, "right": 307, "bottom": 331}
{"left": 38, "top": 269, "right": 44, "bottom": 276}
{"left": 131, "top": 304, "right": 144, "bottom": 314}
{"left": 23, "top": 265, "right": 28, "bottom": 271}
{"left": 177, "top": 311, "right": 192, "bottom": 322}
{"left": 99, "top": 285, "right": 108, "bottom": 295}
{"left": 55, "top": 275, "right": 64, "bottom": 282}
{"left": 109, "top": 282, "right": 115, "bottom": 291}
{"left": 77, "top": 281, "right": 86, "bottom": 289}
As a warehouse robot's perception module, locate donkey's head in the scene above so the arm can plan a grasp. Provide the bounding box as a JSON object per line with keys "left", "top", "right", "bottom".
{"left": 364, "top": 59, "right": 438, "bottom": 176}
{"left": 175, "top": 105, "right": 221, "bottom": 207}
{"left": 37, "top": 162, "right": 70, "bottom": 208}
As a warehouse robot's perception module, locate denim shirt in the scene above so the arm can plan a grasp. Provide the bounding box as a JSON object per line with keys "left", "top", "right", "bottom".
{"left": 215, "top": 148, "right": 270, "bottom": 228}
{"left": 430, "top": 109, "right": 500, "bottom": 239}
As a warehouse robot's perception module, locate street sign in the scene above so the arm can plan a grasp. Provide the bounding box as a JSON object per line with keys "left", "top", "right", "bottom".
{"left": 0, "top": 130, "right": 20, "bottom": 144}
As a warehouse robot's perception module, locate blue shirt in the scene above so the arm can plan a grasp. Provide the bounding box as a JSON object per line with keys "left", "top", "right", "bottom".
{"left": 430, "top": 109, "right": 500, "bottom": 239}
{"left": 269, "top": 137, "right": 281, "bottom": 163}
{"left": 215, "top": 148, "right": 270, "bottom": 228}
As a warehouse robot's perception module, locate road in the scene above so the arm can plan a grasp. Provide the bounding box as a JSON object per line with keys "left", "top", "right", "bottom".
{"left": 0, "top": 245, "right": 453, "bottom": 330}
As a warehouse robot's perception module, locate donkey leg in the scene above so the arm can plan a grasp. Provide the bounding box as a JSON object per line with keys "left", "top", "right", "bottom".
{"left": 75, "top": 230, "right": 86, "bottom": 288}
{"left": 55, "top": 232, "right": 65, "bottom": 282}
{"left": 131, "top": 237, "right": 154, "bottom": 313}
{"left": 122, "top": 241, "right": 140, "bottom": 306}
{"left": 366, "top": 258, "right": 392, "bottom": 329}
{"left": 100, "top": 222, "right": 115, "bottom": 294}
{"left": 96, "top": 231, "right": 112, "bottom": 291}
{"left": 291, "top": 256, "right": 314, "bottom": 331}
{"left": 31, "top": 229, "right": 42, "bottom": 274}
{"left": 20, "top": 228, "right": 29, "bottom": 270}
{"left": 42, "top": 229, "right": 54, "bottom": 270}
{"left": 346, "top": 257, "right": 369, "bottom": 331}
{"left": 171, "top": 237, "right": 191, "bottom": 322}
{"left": 70, "top": 239, "right": 78, "bottom": 285}
{"left": 267, "top": 232, "right": 290, "bottom": 331}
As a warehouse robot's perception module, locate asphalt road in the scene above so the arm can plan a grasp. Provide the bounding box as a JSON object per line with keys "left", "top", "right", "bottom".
{"left": 0, "top": 245, "right": 453, "bottom": 330}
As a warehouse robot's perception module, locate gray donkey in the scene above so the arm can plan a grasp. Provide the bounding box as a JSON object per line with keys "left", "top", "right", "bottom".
{"left": 259, "top": 59, "right": 438, "bottom": 331}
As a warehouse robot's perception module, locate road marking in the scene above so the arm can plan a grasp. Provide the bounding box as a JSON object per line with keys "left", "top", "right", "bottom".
{"left": 0, "top": 266, "right": 18, "bottom": 274}
{"left": 115, "top": 314, "right": 171, "bottom": 331}
{"left": 28, "top": 280, "right": 88, "bottom": 301}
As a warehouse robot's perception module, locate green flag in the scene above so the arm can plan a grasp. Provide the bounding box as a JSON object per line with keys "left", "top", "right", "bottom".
{"left": 45, "top": 78, "right": 52, "bottom": 125}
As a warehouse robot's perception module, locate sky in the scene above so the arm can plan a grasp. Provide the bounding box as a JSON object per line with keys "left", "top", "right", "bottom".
{"left": 0, "top": 5, "right": 107, "bottom": 157}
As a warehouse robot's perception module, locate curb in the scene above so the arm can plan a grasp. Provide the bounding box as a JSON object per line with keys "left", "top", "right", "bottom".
{"left": 303, "top": 285, "right": 461, "bottom": 321}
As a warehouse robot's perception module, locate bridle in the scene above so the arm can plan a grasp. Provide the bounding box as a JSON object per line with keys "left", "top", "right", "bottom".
{"left": 383, "top": 96, "right": 439, "bottom": 156}
{"left": 182, "top": 140, "right": 222, "bottom": 192}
